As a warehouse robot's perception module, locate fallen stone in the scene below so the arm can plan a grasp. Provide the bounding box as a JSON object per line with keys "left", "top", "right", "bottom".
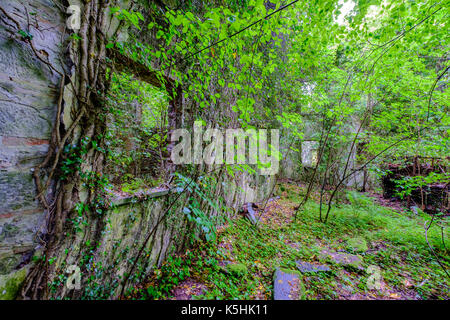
{"left": 320, "top": 249, "right": 364, "bottom": 271}
{"left": 267, "top": 196, "right": 280, "bottom": 203}
{"left": 239, "top": 203, "right": 260, "bottom": 225}
{"left": 246, "top": 203, "right": 258, "bottom": 224}
{"left": 346, "top": 237, "right": 368, "bottom": 253}
{"left": 273, "top": 268, "right": 304, "bottom": 300}
{"left": 296, "top": 261, "right": 331, "bottom": 273}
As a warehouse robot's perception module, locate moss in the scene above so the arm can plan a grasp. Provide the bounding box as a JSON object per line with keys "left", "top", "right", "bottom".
{"left": 0, "top": 267, "right": 27, "bottom": 300}
{"left": 226, "top": 263, "right": 248, "bottom": 277}
{"left": 278, "top": 267, "right": 302, "bottom": 277}
{"left": 347, "top": 237, "right": 368, "bottom": 253}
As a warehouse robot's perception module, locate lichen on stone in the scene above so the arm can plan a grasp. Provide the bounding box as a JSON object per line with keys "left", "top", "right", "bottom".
{"left": 0, "top": 267, "right": 28, "bottom": 300}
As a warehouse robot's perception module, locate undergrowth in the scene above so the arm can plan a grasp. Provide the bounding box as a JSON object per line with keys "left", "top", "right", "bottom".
{"left": 135, "top": 183, "right": 449, "bottom": 300}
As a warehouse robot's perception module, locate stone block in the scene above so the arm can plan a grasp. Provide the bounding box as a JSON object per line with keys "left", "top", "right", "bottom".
{"left": 0, "top": 170, "right": 37, "bottom": 212}
{"left": 296, "top": 261, "right": 331, "bottom": 273}
{"left": 273, "top": 268, "right": 304, "bottom": 300}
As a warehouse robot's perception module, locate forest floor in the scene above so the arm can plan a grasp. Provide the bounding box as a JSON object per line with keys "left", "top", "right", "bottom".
{"left": 136, "top": 181, "right": 449, "bottom": 300}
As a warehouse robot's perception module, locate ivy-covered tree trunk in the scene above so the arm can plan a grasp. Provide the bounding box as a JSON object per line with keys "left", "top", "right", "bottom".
{"left": 21, "top": 0, "right": 113, "bottom": 299}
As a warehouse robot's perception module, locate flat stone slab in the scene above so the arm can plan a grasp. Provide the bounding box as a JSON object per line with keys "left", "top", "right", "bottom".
{"left": 296, "top": 261, "right": 331, "bottom": 273}
{"left": 111, "top": 187, "right": 173, "bottom": 206}
{"left": 273, "top": 268, "right": 304, "bottom": 300}
{"left": 320, "top": 249, "right": 364, "bottom": 271}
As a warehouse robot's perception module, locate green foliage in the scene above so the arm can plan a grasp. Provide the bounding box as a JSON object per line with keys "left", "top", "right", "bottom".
{"left": 346, "top": 237, "right": 369, "bottom": 253}
{"left": 105, "top": 72, "right": 168, "bottom": 186}
{"left": 129, "top": 181, "right": 449, "bottom": 300}
{"left": 110, "top": 7, "right": 144, "bottom": 30}
{"left": 52, "top": 0, "right": 450, "bottom": 300}
{"left": 176, "top": 173, "right": 226, "bottom": 242}
{"left": 346, "top": 191, "right": 374, "bottom": 209}
{"left": 108, "top": 0, "right": 448, "bottom": 192}
{"left": 120, "top": 177, "right": 147, "bottom": 193}
{"left": 394, "top": 172, "right": 450, "bottom": 200}
{"left": 143, "top": 253, "right": 192, "bottom": 299}
{"left": 299, "top": 190, "right": 449, "bottom": 254}
{"left": 18, "top": 29, "right": 33, "bottom": 40}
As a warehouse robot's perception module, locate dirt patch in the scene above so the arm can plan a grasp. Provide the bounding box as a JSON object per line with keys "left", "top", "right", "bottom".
{"left": 170, "top": 278, "right": 207, "bottom": 300}
{"left": 369, "top": 192, "right": 407, "bottom": 213}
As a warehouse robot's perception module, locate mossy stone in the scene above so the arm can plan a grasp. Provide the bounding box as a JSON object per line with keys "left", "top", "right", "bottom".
{"left": 226, "top": 263, "right": 248, "bottom": 277}
{"left": 273, "top": 268, "right": 305, "bottom": 300}
{"left": 347, "top": 237, "right": 368, "bottom": 253}
{"left": 319, "top": 249, "right": 364, "bottom": 271}
{"left": 0, "top": 252, "right": 20, "bottom": 274}
{"left": 345, "top": 255, "right": 364, "bottom": 271}
{"left": 0, "top": 267, "right": 27, "bottom": 300}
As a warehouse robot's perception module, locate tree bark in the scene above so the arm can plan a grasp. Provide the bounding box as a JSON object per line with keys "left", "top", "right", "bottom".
{"left": 21, "top": 0, "right": 111, "bottom": 299}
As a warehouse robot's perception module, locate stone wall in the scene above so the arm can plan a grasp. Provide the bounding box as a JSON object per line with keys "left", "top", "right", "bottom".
{"left": 0, "top": 0, "right": 66, "bottom": 299}
{"left": 47, "top": 171, "right": 274, "bottom": 299}
{"left": 277, "top": 116, "right": 368, "bottom": 190}
{"left": 0, "top": 0, "right": 276, "bottom": 299}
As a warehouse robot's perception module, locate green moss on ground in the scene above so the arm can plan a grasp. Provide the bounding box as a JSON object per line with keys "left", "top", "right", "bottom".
{"left": 135, "top": 182, "right": 449, "bottom": 300}
{"left": 226, "top": 263, "right": 248, "bottom": 277}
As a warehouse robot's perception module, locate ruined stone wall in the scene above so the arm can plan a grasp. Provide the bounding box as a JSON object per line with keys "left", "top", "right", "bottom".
{"left": 47, "top": 171, "right": 274, "bottom": 299}
{"left": 0, "top": 0, "right": 276, "bottom": 299}
{"left": 278, "top": 116, "right": 369, "bottom": 190}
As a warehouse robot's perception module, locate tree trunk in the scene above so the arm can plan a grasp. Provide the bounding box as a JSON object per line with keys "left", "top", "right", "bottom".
{"left": 21, "top": 0, "right": 112, "bottom": 299}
